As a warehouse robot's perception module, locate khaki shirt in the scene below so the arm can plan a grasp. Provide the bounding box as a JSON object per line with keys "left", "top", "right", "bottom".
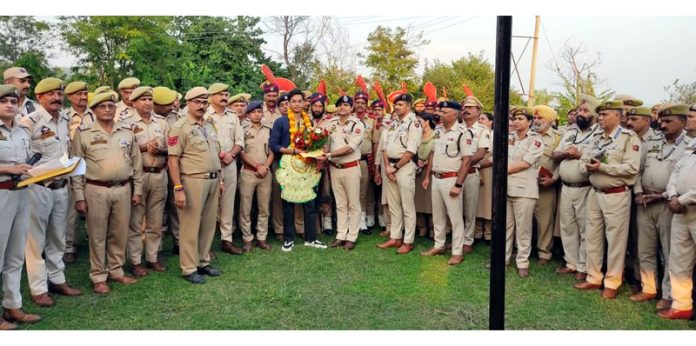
{"left": 432, "top": 123, "right": 475, "bottom": 173}
{"left": 640, "top": 128, "right": 659, "bottom": 143}
{"left": 508, "top": 131, "right": 543, "bottom": 199}
{"left": 327, "top": 115, "right": 365, "bottom": 164}
{"left": 356, "top": 114, "right": 376, "bottom": 155}
{"left": 538, "top": 127, "right": 562, "bottom": 180}
{"left": 635, "top": 131, "right": 689, "bottom": 194}
{"left": 383, "top": 112, "right": 422, "bottom": 159}
{"left": 20, "top": 106, "right": 71, "bottom": 166}
{"left": 71, "top": 121, "right": 144, "bottom": 201}
{"left": 65, "top": 107, "right": 95, "bottom": 140}
{"left": 262, "top": 103, "right": 282, "bottom": 127}
{"left": 205, "top": 106, "right": 244, "bottom": 153}
{"left": 127, "top": 113, "right": 170, "bottom": 168}
{"left": 167, "top": 115, "right": 222, "bottom": 175}
{"left": 557, "top": 124, "right": 599, "bottom": 183}
{"left": 465, "top": 121, "right": 491, "bottom": 168}
{"left": 0, "top": 120, "right": 31, "bottom": 182}
{"left": 164, "top": 110, "right": 182, "bottom": 130}
{"left": 581, "top": 126, "right": 641, "bottom": 189}
{"left": 666, "top": 139, "right": 696, "bottom": 206}
{"left": 242, "top": 122, "right": 272, "bottom": 165}
{"left": 114, "top": 101, "right": 135, "bottom": 123}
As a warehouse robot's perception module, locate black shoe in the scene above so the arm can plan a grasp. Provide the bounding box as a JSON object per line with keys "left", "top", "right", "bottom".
{"left": 323, "top": 229, "right": 334, "bottom": 236}
{"left": 172, "top": 244, "right": 180, "bottom": 256}
{"left": 197, "top": 265, "right": 221, "bottom": 277}
{"left": 183, "top": 272, "right": 205, "bottom": 284}
{"left": 361, "top": 228, "right": 372, "bottom": 235}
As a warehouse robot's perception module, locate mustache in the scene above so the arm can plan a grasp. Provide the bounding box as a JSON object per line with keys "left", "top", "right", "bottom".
{"left": 51, "top": 100, "right": 63, "bottom": 105}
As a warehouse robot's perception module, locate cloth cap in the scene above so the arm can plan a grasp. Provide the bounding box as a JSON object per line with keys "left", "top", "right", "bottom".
{"left": 129, "top": 86, "right": 153, "bottom": 102}
{"left": 436, "top": 100, "right": 462, "bottom": 111}
{"left": 245, "top": 100, "right": 263, "bottom": 113}
{"left": 3, "top": 67, "right": 31, "bottom": 80}
{"left": 462, "top": 96, "right": 483, "bottom": 109}
{"left": 510, "top": 106, "right": 535, "bottom": 117}
{"left": 230, "top": 93, "right": 251, "bottom": 104}
{"left": 393, "top": 93, "right": 413, "bottom": 103}
{"left": 118, "top": 77, "right": 140, "bottom": 90}
{"left": 88, "top": 91, "right": 118, "bottom": 109}
{"left": 65, "top": 81, "right": 88, "bottom": 95}
{"left": 94, "top": 86, "right": 112, "bottom": 94}
{"left": 595, "top": 100, "right": 625, "bottom": 113}
{"left": 207, "top": 83, "right": 229, "bottom": 95}
{"left": 626, "top": 106, "right": 652, "bottom": 117}
{"left": 152, "top": 87, "right": 177, "bottom": 105}
{"left": 184, "top": 86, "right": 209, "bottom": 101}
{"left": 659, "top": 104, "right": 689, "bottom": 117}
{"left": 614, "top": 94, "right": 643, "bottom": 107}
{"left": 34, "top": 77, "right": 65, "bottom": 94}
{"left": 335, "top": 95, "right": 353, "bottom": 107}
{"left": 0, "top": 84, "right": 20, "bottom": 99}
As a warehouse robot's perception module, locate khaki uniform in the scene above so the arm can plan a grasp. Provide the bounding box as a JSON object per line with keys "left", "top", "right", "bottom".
{"left": 168, "top": 115, "right": 221, "bottom": 276}
{"left": 19, "top": 98, "right": 38, "bottom": 118}
{"left": 533, "top": 127, "right": 562, "bottom": 260}
{"left": 375, "top": 118, "right": 391, "bottom": 229}
{"left": 506, "top": 131, "right": 543, "bottom": 269}
{"left": 65, "top": 107, "right": 95, "bottom": 256}
{"left": 164, "top": 111, "right": 183, "bottom": 245}
{"left": 327, "top": 116, "right": 365, "bottom": 242}
{"left": 71, "top": 121, "right": 144, "bottom": 283}
{"left": 431, "top": 124, "right": 475, "bottom": 255}
{"left": 634, "top": 132, "right": 689, "bottom": 298}
{"left": 357, "top": 114, "right": 376, "bottom": 227}
{"left": 557, "top": 124, "right": 599, "bottom": 273}
{"left": 581, "top": 126, "right": 641, "bottom": 289}
{"left": 415, "top": 133, "right": 434, "bottom": 214}
{"left": 665, "top": 139, "right": 696, "bottom": 310}
{"left": 125, "top": 113, "right": 169, "bottom": 265}
{"left": 20, "top": 107, "right": 72, "bottom": 295}
{"left": 475, "top": 146, "right": 493, "bottom": 240}
{"left": 239, "top": 122, "right": 273, "bottom": 242}
{"left": 463, "top": 122, "right": 490, "bottom": 246}
{"left": 262, "top": 103, "right": 282, "bottom": 128}
{"left": 383, "top": 112, "right": 422, "bottom": 244}
{"left": 0, "top": 120, "right": 31, "bottom": 309}
{"left": 114, "top": 101, "right": 135, "bottom": 123}
{"left": 206, "top": 107, "right": 244, "bottom": 243}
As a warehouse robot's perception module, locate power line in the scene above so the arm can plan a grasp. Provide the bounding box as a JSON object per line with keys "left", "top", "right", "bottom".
{"left": 540, "top": 21, "right": 559, "bottom": 69}
{"left": 421, "top": 16, "right": 478, "bottom": 37}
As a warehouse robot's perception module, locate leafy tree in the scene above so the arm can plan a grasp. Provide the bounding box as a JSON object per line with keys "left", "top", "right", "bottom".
{"left": 0, "top": 16, "right": 53, "bottom": 64}
{"left": 663, "top": 78, "right": 696, "bottom": 105}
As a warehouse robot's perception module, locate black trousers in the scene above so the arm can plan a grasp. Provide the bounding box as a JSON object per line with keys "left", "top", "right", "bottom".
{"left": 282, "top": 193, "right": 319, "bottom": 243}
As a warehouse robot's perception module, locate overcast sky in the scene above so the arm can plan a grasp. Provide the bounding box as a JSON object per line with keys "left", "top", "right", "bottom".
{"left": 45, "top": 15, "right": 696, "bottom": 106}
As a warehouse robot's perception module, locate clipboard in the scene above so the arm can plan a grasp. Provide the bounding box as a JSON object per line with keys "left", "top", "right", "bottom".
{"left": 16, "top": 158, "right": 82, "bottom": 188}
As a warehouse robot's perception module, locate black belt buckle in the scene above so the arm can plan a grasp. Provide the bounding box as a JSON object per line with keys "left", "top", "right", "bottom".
{"left": 334, "top": 162, "right": 344, "bottom": 169}
{"left": 208, "top": 172, "right": 219, "bottom": 179}
{"left": 144, "top": 167, "right": 161, "bottom": 173}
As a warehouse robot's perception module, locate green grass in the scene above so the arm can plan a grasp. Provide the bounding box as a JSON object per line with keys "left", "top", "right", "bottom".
{"left": 16, "top": 223, "right": 696, "bottom": 330}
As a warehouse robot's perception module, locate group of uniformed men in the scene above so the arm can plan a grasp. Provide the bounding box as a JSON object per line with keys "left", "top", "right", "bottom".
{"left": 0, "top": 64, "right": 695, "bottom": 330}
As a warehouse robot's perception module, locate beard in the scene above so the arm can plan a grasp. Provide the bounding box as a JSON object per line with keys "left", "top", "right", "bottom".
{"left": 311, "top": 110, "right": 324, "bottom": 119}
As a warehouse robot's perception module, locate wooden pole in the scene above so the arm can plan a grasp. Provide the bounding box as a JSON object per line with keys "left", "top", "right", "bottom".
{"left": 527, "top": 16, "right": 541, "bottom": 107}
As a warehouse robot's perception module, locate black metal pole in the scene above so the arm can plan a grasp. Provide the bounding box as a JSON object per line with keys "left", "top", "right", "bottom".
{"left": 489, "top": 15, "right": 512, "bottom": 331}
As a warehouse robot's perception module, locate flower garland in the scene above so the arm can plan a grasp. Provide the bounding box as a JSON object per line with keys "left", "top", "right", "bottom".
{"left": 287, "top": 108, "right": 312, "bottom": 149}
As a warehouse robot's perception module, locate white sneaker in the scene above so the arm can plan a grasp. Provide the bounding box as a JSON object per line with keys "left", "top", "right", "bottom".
{"left": 281, "top": 241, "right": 294, "bottom": 252}
{"left": 304, "top": 240, "right": 328, "bottom": 249}
{"left": 378, "top": 213, "right": 386, "bottom": 227}
{"left": 366, "top": 215, "right": 375, "bottom": 228}
{"left": 322, "top": 216, "right": 332, "bottom": 230}
{"left": 359, "top": 212, "right": 368, "bottom": 231}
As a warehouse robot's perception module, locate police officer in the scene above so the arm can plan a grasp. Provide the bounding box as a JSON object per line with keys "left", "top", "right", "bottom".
{"left": 228, "top": 93, "right": 251, "bottom": 124}
{"left": 325, "top": 95, "right": 365, "bottom": 250}
{"left": 506, "top": 106, "right": 543, "bottom": 277}
{"left": 632, "top": 105, "right": 688, "bottom": 306}
{"left": 72, "top": 91, "right": 144, "bottom": 294}
{"left": 658, "top": 109, "right": 696, "bottom": 320}
{"left": 420, "top": 101, "right": 474, "bottom": 265}
{"left": 261, "top": 81, "right": 281, "bottom": 127}
{"left": 377, "top": 92, "right": 422, "bottom": 254}
{"left": 0, "top": 85, "right": 41, "bottom": 329}
{"left": 21, "top": 78, "right": 82, "bottom": 307}
{"left": 459, "top": 96, "right": 491, "bottom": 253}
{"left": 167, "top": 87, "right": 223, "bottom": 284}
{"left": 552, "top": 95, "right": 599, "bottom": 280}
{"left": 238, "top": 101, "right": 274, "bottom": 250}
{"left": 2, "top": 67, "right": 37, "bottom": 117}
{"left": 574, "top": 100, "right": 641, "bottom": 299}
{"left": 125, "top": 87, "right": 170, "bottom": 276}
{"left": 64, "top": 81, "right": 94, "bottom": 264}
{"left": 353, "top": 89, "right": 377, "bottom": 233}
{"left": 531, "top": 105, "right": 562, "bottom": 265}
{"left": 114, "top": 77, "right": 140, "bottom": 122}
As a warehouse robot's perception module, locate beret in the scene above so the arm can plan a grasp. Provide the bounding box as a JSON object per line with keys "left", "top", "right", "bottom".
{"left": 94, "top": 86, "right": 113, "bottom": 94}
{"left": 0, "top": 84, "right": 20, "bottom": 99}
{"left": 658, "top": 104, "right": 689, "bottom": 117}
{"left": 208, "top": 83, "right": 229, "bottom": 95}
{"left": 118, "top": 77, "right": 140, "bottom": 90}
{"left": 184, "top": 86, "right": 209, "bottom": 101}
{"left": 261, "top": 81, "right": 279, "bottom": 94}
{"left": 335, "top": 95, "right": 353, "bottom": 107}
{"left": 245, "top": 100, "right": 263, "bottom": 113}
{"left": 128, "top": 86, "right": 153, "bottom": 102}
{"left": 393, "top": 93, "right": 413, "bottom": 103}
{"left": 152, "top": 86, "right": 177, "bottom": 105}
{"left": 436, "top": 100, "right": 462, "bottom": 111}
{"left": 34, "top": 77, "right": 64, "bottom": 94}
{"left": 627, "top": 106, "right": 651, "bottom": 117}
{"left": 65, "top": 81, "right": 88, "bottom": 95}
{"left": 88, "top": 91, "right": 118, "bottom": 109}
{"left": 370, "top": 99, "right": 385, "bottom": 108}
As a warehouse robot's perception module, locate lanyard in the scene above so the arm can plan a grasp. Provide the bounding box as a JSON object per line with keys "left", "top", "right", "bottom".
{"left": 658, "top": 133, "right": 685, "bottom": 161}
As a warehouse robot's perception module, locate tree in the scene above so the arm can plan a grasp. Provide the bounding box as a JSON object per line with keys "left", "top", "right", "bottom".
{"left": 546, "top": 40, "right": 614, "bottom": 122}
{"left": 422, "top": 52, "right": 524, "bottom": 112}
{"left": 0, "top": 16, "right": 53, "bottom": 64}
{"left": 663, "top": 78, "right": 696, "bottom": 105}
{"left": 361, "top": 26, "right": 429, "bottom": 92}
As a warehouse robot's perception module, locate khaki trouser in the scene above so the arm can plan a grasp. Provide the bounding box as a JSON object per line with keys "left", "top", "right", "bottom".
{"left": 178, "top": 176, "right": 219, "bottom": 276}
{"left": 239, "top": 169, "right": 272, "bottom": 242}
{"left": 331, "top": 165, "right": 361, "bottom": 242}
{"left": 559, "top": 185, "right": 590, "bottom": 273}
{"left": 432, "top": 177, "right": 465, "bottom": 256}
{"left": 25, "top": 184, "right": 69, "bottom": 295}
{"left": 534, "top": 186, "right": 558, "bottom": 260}
{"left": 462, "top": 170, "right": 480, "bottom": 246}
{"left": 585, "top": 189, "right": 630, "bottom": 290}
{"left": 219, "top": 163, "right": 238, "bottom": 242}
{"left": 668, "top": 208, "right": 696, "bottom": 310}
{"left": 359, "top": 161, "right": 375, "bottom": 221}
{"left": 128, "top": 171, "right": 167, "bottom": 265}
{"left": 506, "top": 196, "right": 536, "bottom": 269}
{"left": 271, "top": 160, "right": 304, "bottom": 235}
{"left": 85, "top": 184, "right": 131, "bottom": 284}
{"left": 0, "top": 189, "right": 29, "bottom": 309}
{"left": 386, "top": 161, "right": 417, "bottom": 244}
{"left": 165, "top": 181, "right": 180, "bottom": 246}
{"left": 65, "top": 180, "right": 77, "bottom": 254}
{"left": 637, "top": 200, "right": 673, "bottom": 297}
{"left": 475, "top": 218, "right": 492, "bottom": 241}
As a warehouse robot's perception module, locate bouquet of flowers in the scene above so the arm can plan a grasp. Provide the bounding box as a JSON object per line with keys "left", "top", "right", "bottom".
{"left": 297, "top": 127, "right": 330, "bottom": 158}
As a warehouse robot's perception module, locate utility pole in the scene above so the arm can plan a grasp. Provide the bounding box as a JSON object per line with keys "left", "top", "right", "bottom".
{"left": 527, "top": 16, "right": 541, "bottom": 107}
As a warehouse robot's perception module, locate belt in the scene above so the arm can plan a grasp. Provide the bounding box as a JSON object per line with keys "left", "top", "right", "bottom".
{"left": 0, "top": 180, "right": 17, "bottom": 190}
{"left": 433, "top": 172, "right": 458, "bottom": 179}
{"left": 468, "top": 167, "right": 477, "bottom": 174}
{"left": 388, "top": 158, "right": 400, "bottom": 164}
{"left": 183, "top": 171, "right": 219, "bottom": 179}
{"left": 41, "top": 179, "right": 68, "bottom": 190}
{"left": 330, "top": 160, "right": 359, "bottom": 169}
{"left": 642, "top": 190, "right": 664, "bottom": 196}
{"left": 596, "top": 185, "right": 628, "bottom": 194}
{"left": 86, "top": 178, "right": 132, "bottom": 188}
{"left": 243, "top": 163, "right": 257, "bottom": 171}
{"left": 562, "top": 181, "right": 591, "bottom": 188}
{"left": 360, "top": 154, "right": 369, "bottom": 161}
{"left": 143, "top": 166, "right": 165, "bottom": 174}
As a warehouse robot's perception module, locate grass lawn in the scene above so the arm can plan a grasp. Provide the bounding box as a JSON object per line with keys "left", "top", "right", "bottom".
{"left": 18, "top": 224, "right": 695, "bottom": 330}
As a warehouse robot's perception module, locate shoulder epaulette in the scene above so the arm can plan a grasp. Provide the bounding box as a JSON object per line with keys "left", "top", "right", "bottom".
{"left": 172, "top": 117, "right": 187, "bottom": 128}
